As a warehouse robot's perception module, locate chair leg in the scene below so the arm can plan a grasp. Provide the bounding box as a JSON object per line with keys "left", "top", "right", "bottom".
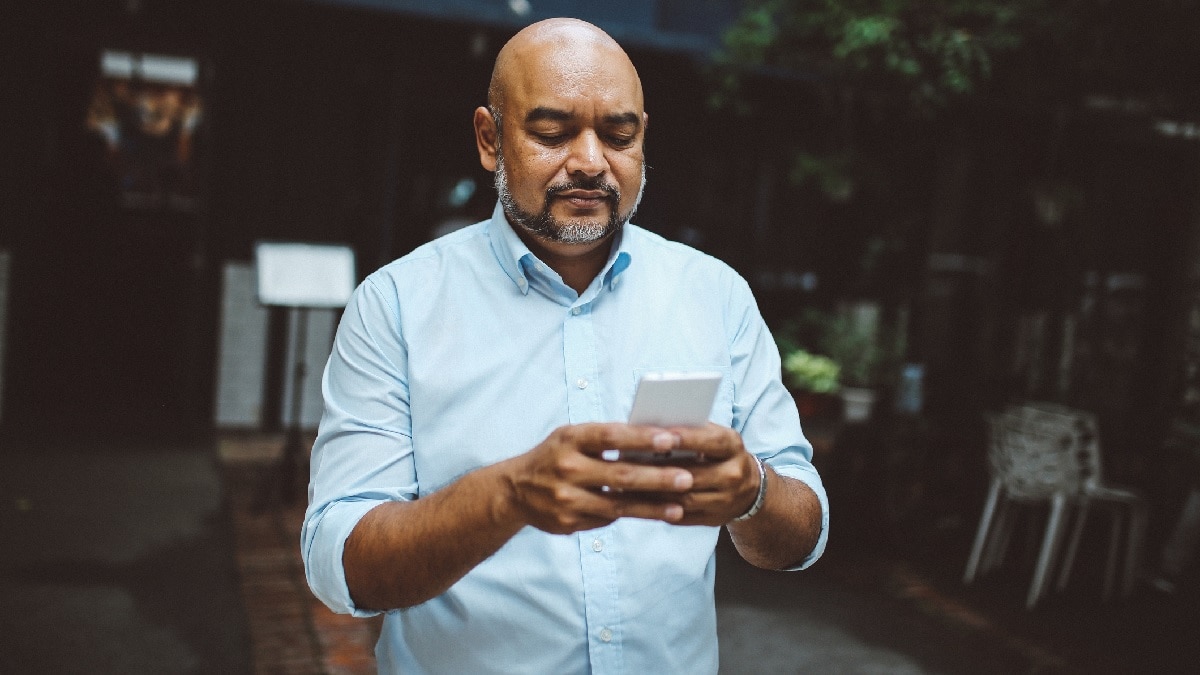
{"left": 1102, "top": 508, "right": 1123, "bottom": 601}
{"left": 965, "top": 479, "right": 1002, "bottom": 584}
{"left": 1123, "top": 500, "right": 1149, "bottom": 598}
{"left": 984, "top": 498, "right": 1015, "bottom": 575}
{"left": 1027, "top": 494, "right": 1068, "bottom": 609}
{"left": 1056, "top": 499, "right": 1091, "bottom": 592}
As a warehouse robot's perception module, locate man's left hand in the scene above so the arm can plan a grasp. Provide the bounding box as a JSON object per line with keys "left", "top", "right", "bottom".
{"left": 621, "top": 423, "right": 761, "bottom": 526}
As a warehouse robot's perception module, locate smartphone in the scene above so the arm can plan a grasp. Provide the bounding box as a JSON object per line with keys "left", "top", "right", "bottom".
{"left": 604, "top": 371, "right": 723, "bottom": 464}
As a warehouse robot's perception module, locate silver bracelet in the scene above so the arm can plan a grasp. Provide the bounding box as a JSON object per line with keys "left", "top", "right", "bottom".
{"left": 732, "top": 455, "right": 767, "bottom": 522}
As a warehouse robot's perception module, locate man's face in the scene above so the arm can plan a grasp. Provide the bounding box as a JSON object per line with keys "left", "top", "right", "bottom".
{"left": 483, "top": 43, "right": 648, "bottom": 245}
{"left": 494, "top": 126, "right": 645, "bottom": 244}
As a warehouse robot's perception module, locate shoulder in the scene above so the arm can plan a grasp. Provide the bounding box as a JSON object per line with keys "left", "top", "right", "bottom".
{"left": 365, "top": 221, "right": 490, "bottom": 288}
{"left": 624, "top": 224, "right": 747, "bottom": 289}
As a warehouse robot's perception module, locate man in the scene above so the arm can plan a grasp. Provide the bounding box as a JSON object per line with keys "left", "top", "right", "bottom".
{"left": 303, "top": 18, "right": 828, "bottom": 674}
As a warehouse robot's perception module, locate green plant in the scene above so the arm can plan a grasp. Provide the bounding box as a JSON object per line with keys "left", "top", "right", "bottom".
{"left": 819, "top": 311, "right": 883, "bottom": 388}
{"left": 776, "top": 305, "right": 903, "bottom": 390}
{"left": 782, "top": 349, "right": 841, "bottom": 393}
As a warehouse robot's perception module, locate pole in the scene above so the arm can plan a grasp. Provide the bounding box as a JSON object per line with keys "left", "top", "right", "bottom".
{"left": 280, "top": 306, "right": 308, "bottom": 504}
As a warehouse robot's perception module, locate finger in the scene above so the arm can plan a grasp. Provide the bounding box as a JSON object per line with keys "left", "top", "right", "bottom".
{"left": 668, "top": 424, "right": 743, "bottom": 461}
{"left": 561, "top": 423, "right": 683, "bottom": 456}
{"left": 678, "top": 451, "right": 758, "bottom": 495}
{"left": 560, "top": 485, "right": 686, "bottom": 523}
{"left": 607, "top": 493, "right": 687, "bottom": 522}
{"left": 587, "top": 456, "right": 695, "bottom": 493}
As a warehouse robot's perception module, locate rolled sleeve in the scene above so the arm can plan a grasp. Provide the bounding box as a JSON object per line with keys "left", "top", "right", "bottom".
{"left": 301, "top": 275, "right": 418, "bottom": 617}
{"left": 770, "top": 461, "right": 830, "bottom": 570}
{"left": 303, "top": 498, "right": 390, "bottom": 617}
{"left": 726, "top": 273, "right": 829, "bottom": 570}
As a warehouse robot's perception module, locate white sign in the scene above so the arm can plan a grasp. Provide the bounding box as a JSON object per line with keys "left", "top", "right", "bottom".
{"left": 254, "top": 242, "right": 356, "bottom": 308}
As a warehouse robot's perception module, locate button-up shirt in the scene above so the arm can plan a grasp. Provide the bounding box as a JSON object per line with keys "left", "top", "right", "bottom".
{"left": 302, "top": 202, "right": 829, "bottom": 674}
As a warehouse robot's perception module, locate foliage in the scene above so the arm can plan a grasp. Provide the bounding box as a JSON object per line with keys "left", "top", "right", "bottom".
{"left": 716, "top": 0, "right": 1200, "bottom": 119}
{"left": 776, "top": 305, "right": 905, "bottom": 389}
{"left": 781, "top": 349, "right": 841, "bottom": 393}
{"left": 716, "top": 0, "right": 1043, "bottom": 117}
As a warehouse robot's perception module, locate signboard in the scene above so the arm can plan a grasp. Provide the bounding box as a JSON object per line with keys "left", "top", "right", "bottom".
{"left": 254, "top": 242, "right": 356, "bottom": 308}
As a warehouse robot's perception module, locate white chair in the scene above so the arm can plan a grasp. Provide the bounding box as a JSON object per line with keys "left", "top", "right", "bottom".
{"left": 962, "top": 402, "right": 1146, "bottom": 609}
{"left": 1039, "top": 404, "right": 1148, "bottom": 601}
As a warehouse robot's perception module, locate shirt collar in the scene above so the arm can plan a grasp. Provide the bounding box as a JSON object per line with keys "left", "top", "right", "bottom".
{"left": 486, "top": 200, "right": 633, "bottom": 296}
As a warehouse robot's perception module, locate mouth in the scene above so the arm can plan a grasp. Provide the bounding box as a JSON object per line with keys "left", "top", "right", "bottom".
{"left": 553, "top": 189, "right": 616, "bottom": 211}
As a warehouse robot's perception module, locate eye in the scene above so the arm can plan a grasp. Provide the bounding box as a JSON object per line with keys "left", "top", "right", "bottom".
{"left": 532, "top": 131, "right": 569, "bottom": 145}
{"left": 607, "top": 135, "right": 636, "bottom": 148}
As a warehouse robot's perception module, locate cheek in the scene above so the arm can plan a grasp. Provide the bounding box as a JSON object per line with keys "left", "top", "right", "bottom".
{"left": 610, "top": 153, "right": 645, "bottom": 194}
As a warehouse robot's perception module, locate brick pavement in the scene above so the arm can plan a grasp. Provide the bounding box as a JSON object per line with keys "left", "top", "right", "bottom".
{"left": 219, "top": 434, "right": 382, "bottom": 675}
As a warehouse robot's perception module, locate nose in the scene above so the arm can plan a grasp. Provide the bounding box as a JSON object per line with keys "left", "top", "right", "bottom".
{"left": 564, "top": 130, "right": 608, "bottom": 178}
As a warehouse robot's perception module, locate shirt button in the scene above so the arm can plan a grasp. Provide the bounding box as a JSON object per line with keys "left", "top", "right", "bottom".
{"left": 599, "top": 628, "right": 613, "bottom": 643}
{"left": 591, "top": 538, "right": 603, "bottom": 552}
{"left": 576, "top": 378, "right": 589, "bottom": 390}
{"left": 571, "top": 306, "right": 582, "bottom": 316}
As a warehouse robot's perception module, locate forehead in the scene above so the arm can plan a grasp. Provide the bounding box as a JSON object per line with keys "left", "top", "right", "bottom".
{"left": 505, "top": 42, "right": 643, "bottom": 118}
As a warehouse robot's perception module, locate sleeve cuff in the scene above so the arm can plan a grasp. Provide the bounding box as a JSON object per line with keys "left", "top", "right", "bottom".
{"left": 770, "top": 464, "right": 830, "bottom": 571}
{"left": 302, "top": 498, "right": 391, "bottom": 618}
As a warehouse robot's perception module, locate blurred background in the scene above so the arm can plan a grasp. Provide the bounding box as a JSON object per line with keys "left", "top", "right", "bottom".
{"left": 2, "top": 0, "right": 1199, "bottom": 673}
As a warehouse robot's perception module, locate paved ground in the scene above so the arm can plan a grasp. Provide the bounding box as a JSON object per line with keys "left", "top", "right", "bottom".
{"left": 2, "top": 431, "right": 1198, "bottom": 674}
{"left": 0, "top": 437, "right": 250, "bottom": 674}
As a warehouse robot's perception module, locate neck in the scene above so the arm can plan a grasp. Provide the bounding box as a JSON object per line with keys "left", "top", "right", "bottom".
{"left": 513, "top": 227, "right": 616, "bottom": 295}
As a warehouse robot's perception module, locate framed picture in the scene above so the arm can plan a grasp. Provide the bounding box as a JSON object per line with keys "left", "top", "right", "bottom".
{"left": 86, "top": 49, "right": 204, "bottom": 210}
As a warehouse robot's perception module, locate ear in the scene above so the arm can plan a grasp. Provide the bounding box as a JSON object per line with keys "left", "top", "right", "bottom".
{"left": 474, "top": 106, "right": 499, "bottom": 172}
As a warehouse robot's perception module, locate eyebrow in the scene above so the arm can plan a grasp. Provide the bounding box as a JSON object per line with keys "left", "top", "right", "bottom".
{"left": 524, "top": 107, "right": 641, "bottom": 129}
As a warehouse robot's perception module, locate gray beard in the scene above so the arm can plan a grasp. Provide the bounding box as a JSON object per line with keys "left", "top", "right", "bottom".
{"left": 495, "top": 147, "right": 646, "bottom": 244}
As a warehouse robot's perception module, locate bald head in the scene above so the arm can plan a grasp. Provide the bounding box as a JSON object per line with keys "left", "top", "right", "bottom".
{"left": 488, "top": 18, "right": 643, "bottom": 125}
{"left": 472, "top": 18, "right": 648, "bottom": 263}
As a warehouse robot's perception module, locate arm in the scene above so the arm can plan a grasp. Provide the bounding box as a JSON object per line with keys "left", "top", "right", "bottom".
{"left": 726, "top": 464, "right": 824, "bottom": 570}
{"left": 343, "top": 424, "right": 698, "bottom": 611}
{"left": 659, "top": 424, "right": 824, "bottom": 570}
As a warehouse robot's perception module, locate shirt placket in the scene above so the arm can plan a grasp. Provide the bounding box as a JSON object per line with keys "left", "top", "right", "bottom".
{"left": 563, "top": 300, "right": 623, "bottom": 672}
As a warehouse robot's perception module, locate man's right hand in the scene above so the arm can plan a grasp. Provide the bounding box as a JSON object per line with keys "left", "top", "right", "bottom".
{"left": 501, "top": 423, "right": 696, "bottom": 534}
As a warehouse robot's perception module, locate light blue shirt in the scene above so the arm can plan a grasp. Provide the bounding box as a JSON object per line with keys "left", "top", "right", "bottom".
{"left": 302, "top": 202, "right": 829, "bottom": 674}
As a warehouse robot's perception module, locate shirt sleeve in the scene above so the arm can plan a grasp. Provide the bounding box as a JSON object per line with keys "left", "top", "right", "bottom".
{"left": 301, "top": 275, "right": 418, "bottom": 617}
{"left": 726, "top": 273, "right": 829, "bottom": 570}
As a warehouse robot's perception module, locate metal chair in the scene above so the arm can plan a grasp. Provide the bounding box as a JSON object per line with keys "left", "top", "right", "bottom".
{"left": 963, "top": 402, "right": 1146, "bottom": 609}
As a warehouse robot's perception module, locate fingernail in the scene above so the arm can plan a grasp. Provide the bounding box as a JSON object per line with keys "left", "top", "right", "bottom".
{"left": 652, "top": 432, "right": 680, "bottom": 450}
{"left": 664, "top": 504, "right": 683, "bottom": 520}
{"left": 674, "top": 471, "right": 693, "bottom": 490}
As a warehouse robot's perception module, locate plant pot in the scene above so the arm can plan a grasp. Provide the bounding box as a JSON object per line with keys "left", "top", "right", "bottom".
{"left": 840, "top": 386, "right": 876, "bottom": 423}
{"left": 791, "top": 390, "right": 842, "bottom": 420}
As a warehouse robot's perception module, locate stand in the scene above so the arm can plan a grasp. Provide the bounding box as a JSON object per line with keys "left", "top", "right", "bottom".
{"left": 253, "top": 240, "right": 355, "bottom": 510}
{"left": 279, "top": 306, "right": 309, "bottom": 504}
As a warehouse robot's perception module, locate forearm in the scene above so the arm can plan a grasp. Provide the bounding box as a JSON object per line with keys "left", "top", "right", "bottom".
{"left": 726, "top": 468, "right": 823, "bottom": 570}
{"left": 343, "top": 462, "right": 525, "bottom": 610}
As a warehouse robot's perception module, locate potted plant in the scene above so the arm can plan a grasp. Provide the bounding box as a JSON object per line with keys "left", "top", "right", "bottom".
{"left": 776, "top": 324, "right": 842, "bottom": 419}
{"left": 776, "top": 303, "right": 902, "bottom": 423}
{"left": 819, "top": 309, "right": 885, "bottom": 422}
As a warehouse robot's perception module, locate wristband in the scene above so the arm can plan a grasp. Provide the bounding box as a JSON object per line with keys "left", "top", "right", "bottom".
{"left": 732, "top": 455, "right": 767, "bottom": 522}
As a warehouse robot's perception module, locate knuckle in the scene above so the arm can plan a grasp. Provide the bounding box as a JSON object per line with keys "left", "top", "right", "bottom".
{"left": 551, "top": 484, "right": 574, "bottom": 504}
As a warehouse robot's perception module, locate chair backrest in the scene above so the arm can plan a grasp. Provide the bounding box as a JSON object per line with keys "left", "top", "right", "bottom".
{"left": 1016, "top": 401, "right": 1104, "bottom": 490}
{"left": 986, "top": 403, "right": 1097, "bottom": 498}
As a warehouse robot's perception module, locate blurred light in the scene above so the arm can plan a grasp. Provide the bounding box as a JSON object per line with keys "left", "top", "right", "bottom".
{"left": 508, "top": 0, "right": 531, "bottom": 17}
{"left": 448, "top": 178, "right": 476, "bottom": 208}
{"left": 101, "top": 50, "right": 198, "bottom": 86}
{"left": 1154, "top": 119, "right": 1200, "bottom": 140}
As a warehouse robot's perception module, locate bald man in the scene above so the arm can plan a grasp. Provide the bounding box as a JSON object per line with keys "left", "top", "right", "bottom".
{"left": 303, "top": 18, "right": 828, "bottom": 674}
